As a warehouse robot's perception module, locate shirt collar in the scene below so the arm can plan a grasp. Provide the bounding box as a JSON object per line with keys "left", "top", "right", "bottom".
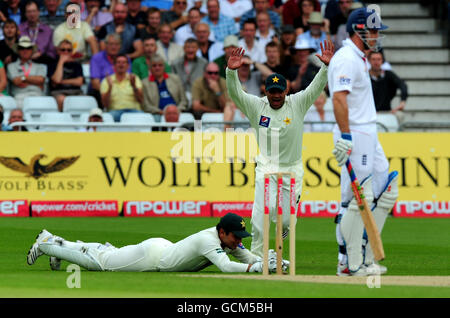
{"left": 342, "top": 38, "right": 366, "bottom": 60}
{"left": 149, "top": 73, "right": 169, "bottom": 82}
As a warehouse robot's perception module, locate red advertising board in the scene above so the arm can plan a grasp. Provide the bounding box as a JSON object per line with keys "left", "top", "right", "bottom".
{"left": 123, "top": 201, "right": 211, "bottom": 217}
{"left": 31, "top": 201, "right": 119, "bottom": 217}
{"left": 393, "top": 201, "right": 450, "bottom": 218}
{"left": 211, "top": 202, "right": 254, "bottom": 218}
{"left": 0, "top": 200, "right": 28, "bottom": 217}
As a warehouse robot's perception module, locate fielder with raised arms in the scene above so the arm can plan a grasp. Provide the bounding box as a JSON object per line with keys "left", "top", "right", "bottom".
{"left": 226, "top": 41, "right": 334, "bottom": 257}
{"left": 27, "top": 213, "right": 287, "bottom": 273}
{"left": 328, "top": 7, "right": 399, "bottom": 276}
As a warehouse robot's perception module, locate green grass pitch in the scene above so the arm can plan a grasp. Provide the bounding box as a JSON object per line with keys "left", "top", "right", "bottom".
{"left": 0, "top": 217, "right": 449, "bottom": 298}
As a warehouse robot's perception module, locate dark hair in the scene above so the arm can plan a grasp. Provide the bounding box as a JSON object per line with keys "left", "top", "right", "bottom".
{"left": 113, "top": 54, "right": 129, "bottom": 64}
{"left": 24, "top": 0, "right": 39, "bottom": 10}
{"left": 265, "top": 41, "right": 278, "bottom": 50}
{"left": 184, "top": 37, "right": 198, "bottom": 45}
{"left": 188, "top": 7, "right": 201, "bottom": 15}
{"left": 146, "top": 6, "right": 161, "bottom": 18}
{"left": 368, "top": 50, "right": 385, "bottom": 63}
{"left": 242, "top": 18, "right": 257, "bottom": 29}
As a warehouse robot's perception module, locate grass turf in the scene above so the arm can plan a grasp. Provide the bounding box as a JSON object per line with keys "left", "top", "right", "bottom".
{"left": 0, "top": 217, "right": 449, "bottom": 298}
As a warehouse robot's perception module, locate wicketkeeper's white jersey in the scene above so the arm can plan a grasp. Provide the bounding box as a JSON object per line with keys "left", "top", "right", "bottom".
{"left": 158, "top": 227, "right": 259, "bottom": 272}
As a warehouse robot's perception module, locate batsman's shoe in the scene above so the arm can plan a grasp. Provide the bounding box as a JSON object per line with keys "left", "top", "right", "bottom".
{"left": 350, "top": 264, "right": 383, "bottom": 276}
{"left": 49, "top": 257, "right": 61, "bottom": 271}
{"left": 365, "top": 263, "right": 387, "bottom": 275}
{"left": 336, "top": 262, "right": 350, "bottom": 276}
{"left": 27, "top": 229, "right": 53, "bottom": 265}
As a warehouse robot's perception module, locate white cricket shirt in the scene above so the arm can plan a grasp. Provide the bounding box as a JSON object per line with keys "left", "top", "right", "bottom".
{"left": 328, "top": 38, "right": 377, "bottom": 125}
{"left": 158, "top": 227, "right": 258, "bottom": 272}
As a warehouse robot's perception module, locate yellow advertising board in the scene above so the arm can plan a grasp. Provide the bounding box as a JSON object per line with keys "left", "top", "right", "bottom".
{"left": 0, "top": 132, "right": 448, "bottom": 205}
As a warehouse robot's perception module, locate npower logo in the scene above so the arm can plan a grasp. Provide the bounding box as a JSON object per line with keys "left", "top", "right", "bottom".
{"left": 124, "top": 201, "right": 211, "bottom": 217}
{"left": 0, "top": 200, "right": 28, "bottom": 217}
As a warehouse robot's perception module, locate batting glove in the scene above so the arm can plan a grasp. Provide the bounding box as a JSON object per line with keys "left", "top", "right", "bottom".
{"left": 332, "top": 133, "right": 353, "bottom": 166}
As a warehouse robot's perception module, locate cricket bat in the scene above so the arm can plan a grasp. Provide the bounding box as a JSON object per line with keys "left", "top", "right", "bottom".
{"left": 345, "top": 160, "right": 385, "bottom": 261}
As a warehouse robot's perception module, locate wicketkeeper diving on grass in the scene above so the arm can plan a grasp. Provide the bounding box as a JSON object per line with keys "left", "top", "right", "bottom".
{"left": 27, "top": 213, "right": 289, "bottom": 273}
{"left": 225, "top": 41, "right": 334, "bottom": 257}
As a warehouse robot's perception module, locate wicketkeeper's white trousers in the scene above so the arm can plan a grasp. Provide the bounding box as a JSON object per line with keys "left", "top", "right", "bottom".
{"left": 250, "top": 162, "right": 302, "bottom": 257}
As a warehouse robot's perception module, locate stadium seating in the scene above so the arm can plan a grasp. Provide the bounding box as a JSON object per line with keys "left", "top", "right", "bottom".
{"left": 0, "top": 96, "right": 18, "bottom": 111}
{"left": 63, "top": 96, "right": 99, "bottom": 121}
{"left": 38, "top": 112, "right": 78, "bottom": 132}
{"left": 377, "top": 113, "right": 400, "bottom": 132}
{"left": 119, "top": 112, "right": 155, "bottom": 132}
{"left": 201, "top": 113, "right": 225, "bottom": 130}
{"left": 23, "top": 96, "right": 59, "bottom": 122}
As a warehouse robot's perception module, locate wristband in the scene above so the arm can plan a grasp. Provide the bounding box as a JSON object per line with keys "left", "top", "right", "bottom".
{"left": 215, "top": 91, "right": 222, "bottom": 97}
{"left": 341, "top": 133, "right": 352, "bottom": 141}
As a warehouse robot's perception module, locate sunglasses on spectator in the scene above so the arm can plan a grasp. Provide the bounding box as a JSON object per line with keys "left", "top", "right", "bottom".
{"left": 59, "top": 48, "right": 73, "bottom": 52}
{"left": 175, "top": 1, "right": 187, "bottom": 5}
{"left": 207, "top": 71, "right": 219, "bottom": 75}
{"left": 339, "top": 0, "right": 351, "bottom": 4}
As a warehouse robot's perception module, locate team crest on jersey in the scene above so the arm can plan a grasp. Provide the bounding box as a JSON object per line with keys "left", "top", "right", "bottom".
{"left": 339, "top": 76, "right": 351, "bottom": 85}
{"left": 259, "top": 115, "right": 271, "bottom": 127}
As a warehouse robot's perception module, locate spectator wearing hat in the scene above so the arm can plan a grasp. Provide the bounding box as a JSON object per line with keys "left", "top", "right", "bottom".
{"left": 48, "top": 39, "right": 84, "bottom": 112}
{"left": 191, "top": 62, "right": 232, "bottom": 119}
{"left": 142, "top": 54, "right": 188, "bottom": 120}
{"left": 97, "top": 2, "right": 142, "bottom": 60}
{"left": 296, "top": 12, "right": 331, "bottom": 55}
{"left": 19, "top": 0, "right": 57, "bottom": 66}
{"left": 201, "top": 0, "right": 238, "bottom": 42}
{"left": 174, "top": 7, "right": 216, "bottom": 46}
{"left": 213, "top": 34, "right": 238, "bottom": 78}
{"left": 100, "top": 54, "right": 144, "bottom": 122}
{"left": 132, "top": 36, "right": 171, "bottom": 80}
{"left": 7, "top": 36, "right": 47, "bottom": 108}
{"left": 0, "top": 19, "right": 20, "bottom": 65}
{"left": 85, "top": 107, "right": 104, "bottom": 132}
{"left": 239, "top": 19, "right": 266, "bottom": 64}
{"left": 53, "top": 2, "right": 99, "bottom": 62}
{"left": 81, "top": 0, "right": 113, "bottom": 35}
{"left": 288, "top": 37, "right": 320, "bottom": 93}
{"left": 171, "top": 38, "right": 208, "bottom": 94}
{"left": 240, "top": 0, "right": 281, "bottom": 31}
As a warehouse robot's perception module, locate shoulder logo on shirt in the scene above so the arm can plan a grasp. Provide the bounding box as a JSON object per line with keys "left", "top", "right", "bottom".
{"left": 237, "top": 243, "right": 245, "bottom": 250}
{"left": 215, "top": 248, "right": 225, "bottom": 254}
{"left": 259, "top": 115, "right": 271, "bottom": 128}
{"left": 339, "top": 76, "right": 351, "bottom": 85}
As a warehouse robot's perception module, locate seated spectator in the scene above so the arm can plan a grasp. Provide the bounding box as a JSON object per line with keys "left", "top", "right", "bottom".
{"left": 163, "top": 104, "right": 180, "bottom": 122}
{"left": 237, "top": 55, "right": 263, "bottom": 96}
{"left": 132, "top": 36, "right": 171, "bottom": 80}
{"left": 303, "top": 91, "right": 335, "bottom": 132}
{"left": 162, "top": 0, "right": 189, "bottom": 30}
{"left": 19, "top": 0, "right": 56, "bottom": 66}
{"left": 0, "top": 19, "right": 19, "bottom": 65}
{"left": 293, "top": 0, "right": 315, "bottom": 35}
{"left": 333, "top": 1, "right": 362, "bottom": 50}
{"left": 195, "top": 22, "right": 222, "bottom": 62}
{"left": 219, "top": 0, "right": 252, "bottom": 31}
{"left": 239, "top": 19, "right": 266, "bottom": 64}
{"left": 156, "top": 24, "right": 184, "bottom": 65}
{"left": 0, "top": 60, "right": 8, "bottom": 95}
{"left": 100, "top": 54, "right": 144, "bottom": 122}
{"left": 82, "top": 0, "right": 113, "bottom": 35}
{"left": 0, "top": 105, "right": 12, "bottom": 131}
{"left": 142, "top": 54, "right": 188, "bottom": 120}
{"left": 171, "top": 38, "right": 208, "bottom": 94}
{"left": 251, "top": 41, "right": 289, "bottom": 84}
{"left": 126, "top": 0, "right": 147, "bottom": 30}
{"left": 201, "top": 0, "right": 237, "bottom": 42}
{"left": 0, "top": 0, "right": 25, "bottom": 26}
{"left": 328, "top": 0, "right": 353, "bottom": 36}
{"left": 85, "top": 107, "right": 104, "bottom": 132}
{"left": 53, "top": 2, "right": 99, "bottom": 62}
{"left": 369, "top": 51, "right": 408, "bottom": 120}
{"left": 48, "top": 39, "right": 84, "bottom": 112}
{"left": 240, "top": 0, "right": 281, "bottom": 31}
{"left": 191, "top": 62, "right": 230, "bottom": 119}
{"left": 7, "top": 107, "right": 27, "bottom": 131}
{"left": 89, "top": 33, "right": 130, "bottom": 106}
{"left": 282, "top": 0, "right": 321, "bottom": 26}
{"left": 139, "top": 7, "right": 161, "bottom": 40}
{"left": 97, "top": 2, "right": 143, "bottom": 60}
{"left": 256, "top": 11, "right": 277, "bottom": 49}
{"left": 214, "top": 34, "right": 238, "bottom": 78}
{"left": 297, "top": 12, "right": 331, "bottom": 55}
{"left": 279, "top": 24, "right": 296, "bottom": 66}
{"left": 287, "top": 37, "right": 319, "bottom": 93}
{"left": 40, "top": 0, "right": 66, "bottom": 30}
{"left": 174, "top": 7, "right": 215, "bottom": 46}
{"left": 7, "top": 36, "right": 46, "bottom": 108}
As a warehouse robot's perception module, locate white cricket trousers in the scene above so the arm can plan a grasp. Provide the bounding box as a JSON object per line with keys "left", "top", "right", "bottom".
{"left": 250, "top": 163, "right": 302, "bottom": 257}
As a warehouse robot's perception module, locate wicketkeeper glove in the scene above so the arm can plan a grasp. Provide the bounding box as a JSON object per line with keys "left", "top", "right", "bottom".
{"left": 332, "top": 133, "right": 353, "bottom": 166}
{"left": 249, "top": 260, "right": 277, "bottom": 273}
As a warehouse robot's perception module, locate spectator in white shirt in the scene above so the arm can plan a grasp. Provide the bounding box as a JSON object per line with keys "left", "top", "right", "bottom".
{"left": 174, "top": 7, "right": 216, "bottom": 46}
{"left": 238, "top": 19, "right": 266, "bottom": 63}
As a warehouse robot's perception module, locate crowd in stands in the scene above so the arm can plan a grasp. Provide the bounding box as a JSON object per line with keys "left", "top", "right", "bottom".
{"left": 0, "top": 0, "right": 408, "bottom": 132}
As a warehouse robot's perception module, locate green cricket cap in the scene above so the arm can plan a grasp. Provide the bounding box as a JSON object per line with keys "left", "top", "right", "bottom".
{"left": 265, "top": 73, "right": 287, "bottom": 92}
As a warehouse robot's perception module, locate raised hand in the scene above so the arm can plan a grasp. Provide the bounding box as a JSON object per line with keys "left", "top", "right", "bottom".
{"left": 315, "top": 40, "right": 335, "bottom": 66}
{"left": 227, "top": 47, "right": 245, "bottom": 70}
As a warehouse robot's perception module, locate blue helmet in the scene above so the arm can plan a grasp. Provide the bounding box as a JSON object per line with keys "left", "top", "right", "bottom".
{"left": 346, "top": 7, "right": 388, "bottom": 34}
